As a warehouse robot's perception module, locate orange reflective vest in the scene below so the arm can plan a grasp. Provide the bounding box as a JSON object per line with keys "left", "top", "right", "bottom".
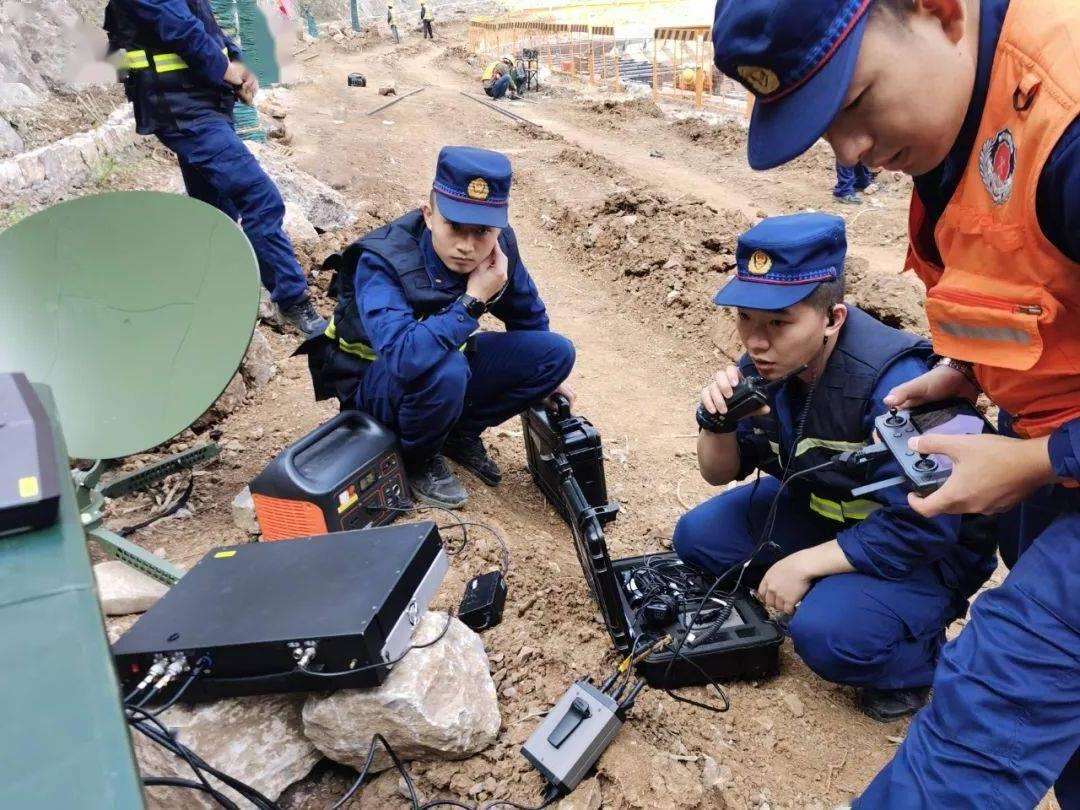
{"left": 905, "top": 0, "right": 1080, "bottom": 438}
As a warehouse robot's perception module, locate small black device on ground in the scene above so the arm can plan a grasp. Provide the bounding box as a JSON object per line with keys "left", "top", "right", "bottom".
{"left": 0, "top": 373, "right": 61, "bottom": 537}
{"left": 112, "top": 522, "right": 448, "bottom": 703}
{"left": 249, "top": 410, "right": 407, "bottom": 540}
{"left": 521, "top": 402, "right": 783, "bottom": 687}
{"left": 347, "top": 73, "right": 367, "bottom": 87}
{"left": 458, "top": 570, "right": 508, "bottom": 631}
{"left": 851, "top": 400, "right": 995, "bottom": 498}
{"left": 696, "top": 363, "right": 808, "bottom": 433}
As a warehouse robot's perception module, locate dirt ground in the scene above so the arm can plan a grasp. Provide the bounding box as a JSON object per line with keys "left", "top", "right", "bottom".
{"left": 78, "top": 22, "right": 1059, "bottom": 810}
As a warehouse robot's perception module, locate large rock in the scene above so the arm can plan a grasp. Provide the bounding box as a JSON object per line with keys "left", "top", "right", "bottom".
{"left": 0, "top": 0, "right": 113, "bottom": 95}
{"left": 94, "top": 560, "right": 169, "bottom": 616}
{"left": 215, "top": 372, "right": 248, "bottom": 415}
{"left": 283, "top": 202, "right": 319, "bottom": 243}
{"left": 241, "top": 327, "right": 277, "bottom": 388}
{"left": 231, "top": 486, "right": 261, "bottom": 536}
{"left": 246, "top": 140, "right": 356, "bottom": 232}
{"left": 0, "top": 116, "right": 23, "bottom": 157}
{"left": 0, "top": 82, "right": 44, "bottom": 112}
{"left": 302, "top": 612, "right": 500, "bottom": 772}
{"left": 132, "top": 694, "right": 320, "bottom": 810}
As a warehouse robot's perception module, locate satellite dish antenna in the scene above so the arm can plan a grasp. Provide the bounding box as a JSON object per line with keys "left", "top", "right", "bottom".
{"left": 0, "top": 191, "right": 259, "bottom": 459}
{"left": 0, "top": 191, "right": 259, "bottom": 583}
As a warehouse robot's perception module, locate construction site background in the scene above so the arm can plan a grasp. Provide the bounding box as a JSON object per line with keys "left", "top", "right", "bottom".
{"left": 467, "top": 0, "right": 746, "bottom": 113}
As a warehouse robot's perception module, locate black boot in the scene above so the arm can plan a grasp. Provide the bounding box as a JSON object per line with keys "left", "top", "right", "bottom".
{"left": 442, "top": 431, "right": 502, "bottom": 486}
{"left": 857, "top": 686, "right": 930, "bottom": 722}
{"left": 407, "top": 454, "right": 467, "bottom": 509}
{"left": 280, "top": 295, "right": 328, "bottom": 337}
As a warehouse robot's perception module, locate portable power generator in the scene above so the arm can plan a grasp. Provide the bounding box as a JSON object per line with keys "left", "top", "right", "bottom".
{"left": 250, "top": 411, "right": 407, "bottom": 540}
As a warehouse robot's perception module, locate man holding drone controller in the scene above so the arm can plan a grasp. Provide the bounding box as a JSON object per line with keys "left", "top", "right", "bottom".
{"left": 673, "top": 212, "right": 996, "bottom": 722}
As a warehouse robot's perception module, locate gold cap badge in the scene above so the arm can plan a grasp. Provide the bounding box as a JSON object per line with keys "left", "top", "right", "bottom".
{"left": 467, "top": 178, "right": 490, "bottom": 201}
{"left": 748, "top": 250, "right": 773, "bottom": 275}
{"left": 737, "top": 65, "right": 780, "bottom": 96}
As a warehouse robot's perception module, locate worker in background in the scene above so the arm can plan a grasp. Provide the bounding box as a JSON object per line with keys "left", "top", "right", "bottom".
{"left": 675, "top": 212, "right": 994, "bottom": 722}
{"left": 712, "top": 0, "right": 1080, "bottom": 806}
{"left": 482, "top": 56, "right": 521, "bottom": 101}
{"left": 386, "top": 1, "right": 399, "bottom": 45}
{"left": 305, "top": 147, "right": 575, "bottom": 509}
{"left": 103, "top": 0, "right": 326, "bottom": 337}
{"left": 833, "top": 159, "right": 878, "bottom": 205}
{"left": 420, "top": 2, "right": 434, "bottom": 39}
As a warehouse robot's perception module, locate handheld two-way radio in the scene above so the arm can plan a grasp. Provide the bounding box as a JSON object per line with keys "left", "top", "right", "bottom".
{"left": 696, "top": 363, "right": 809, "bottom": 433}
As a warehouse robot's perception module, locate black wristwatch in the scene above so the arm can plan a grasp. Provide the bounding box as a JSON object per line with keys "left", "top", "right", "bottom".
{"left": 459, "top": 293, "right": 487, "bottom": 319}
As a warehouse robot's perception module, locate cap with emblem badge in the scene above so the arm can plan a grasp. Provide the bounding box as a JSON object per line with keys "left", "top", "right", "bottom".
{"left": 431, "top": 145, "right": 512, "bottom": 229}
{"left": 713, "top": 213, "right": 846, "bottom": 310}
{"left": 712, "top": 0, "right": 874, "bottom": 170}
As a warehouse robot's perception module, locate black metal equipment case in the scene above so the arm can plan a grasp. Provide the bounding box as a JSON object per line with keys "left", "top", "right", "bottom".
{"left": 521, "top": 395, "right": 617, "bottom": 526}
{"left": 112, "top": 523, "right": 448, "bottom": 702}
{"left": 521, "top": 402, "right": 782, "bottom": 688}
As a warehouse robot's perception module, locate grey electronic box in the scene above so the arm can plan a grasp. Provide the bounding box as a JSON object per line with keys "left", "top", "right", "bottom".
{"left": 521, "top": 681, "right": 624, "bottom": 795}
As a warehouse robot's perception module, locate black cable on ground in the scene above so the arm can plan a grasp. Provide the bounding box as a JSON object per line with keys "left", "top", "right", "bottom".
{"left": 127, "top": 706, "right": 225, "bottom": 803}
{"left": 127, "top": 705, "right": 278, "bottom": 810}
{"left": 142, "top": 776, "right": 222, "bottom": 796}
{"left": 380, "top": 503, "right": 469, "bottom": 555}
{"left": 330, "top": 734, "right": 418, "bottom": 810}
{"left": 441, "top": 521, "right": 511, "bottom": 576}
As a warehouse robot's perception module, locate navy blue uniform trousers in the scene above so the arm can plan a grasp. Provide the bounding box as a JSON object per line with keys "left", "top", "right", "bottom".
{"left": 355, "top": 330, "right": 575, "bottom": 464}
{"left": 674, "top": 476, "right": 962, "bottom": 691}
{"left": 157, "top": 117, "right": 309, "bottom": 308}
{"left": 834, "top": 161, "right": 874, "bottom": 198}
{"left": 857, "top": 484, "right": 1080, "bottom": 809}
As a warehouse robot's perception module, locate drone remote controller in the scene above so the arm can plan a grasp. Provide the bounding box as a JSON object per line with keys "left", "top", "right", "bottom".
{"left": 696, "top": 363, "right": 808, "bottom": 433}
{"left": 856, "top": 400, "right": 994, "bottom": 498}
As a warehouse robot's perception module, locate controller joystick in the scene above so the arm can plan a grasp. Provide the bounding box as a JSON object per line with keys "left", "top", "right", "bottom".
{"left": 884, "top": 407, "right": 906, "bottom": 428}
{"left": 913, "top": 454, "right": 938, "bottom": 473}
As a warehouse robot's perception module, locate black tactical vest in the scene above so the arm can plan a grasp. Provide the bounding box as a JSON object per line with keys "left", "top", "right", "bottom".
{"left": 328, "top": 209, "right": 521, "bottom": 355}
{"left": 104, "top": 0, "right": 234, "bottom": 134}
{"left": 739, "top": 307, "right": 931, "bottom": 522}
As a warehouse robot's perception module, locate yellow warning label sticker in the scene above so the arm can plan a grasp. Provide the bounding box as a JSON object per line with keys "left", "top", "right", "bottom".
{"left": 18, "top": 476, "right": 39, "bottom": 499}
{"left": 214, "top": 550, "right": 237, "bottom": 559}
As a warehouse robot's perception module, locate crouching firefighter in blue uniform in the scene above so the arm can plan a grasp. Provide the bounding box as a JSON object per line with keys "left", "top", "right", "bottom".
{"left": 673, "top": 213, "right": 995, "bottom": 721}
{"left": 303, "top": 146, "right": 576, "bottom": 509}
{"left": 104, "top": 0, "right": 325, "bottom": 336}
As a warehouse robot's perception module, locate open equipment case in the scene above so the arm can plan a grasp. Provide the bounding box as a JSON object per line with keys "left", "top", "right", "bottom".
{"left": 522, "top": 399, "right": 783, "bottom": 688}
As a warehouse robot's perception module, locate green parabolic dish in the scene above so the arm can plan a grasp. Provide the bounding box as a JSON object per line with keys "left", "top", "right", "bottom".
{"left": 0, "top": 192, "right": 260, "bottom": 460}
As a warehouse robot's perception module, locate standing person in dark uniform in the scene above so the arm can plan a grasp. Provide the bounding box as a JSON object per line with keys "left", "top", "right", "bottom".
{"left": 307, "top": 147, "right": 576, "bottom": 509}
{"left": 104, "top": 0, "right": 326, "bottom": 336}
